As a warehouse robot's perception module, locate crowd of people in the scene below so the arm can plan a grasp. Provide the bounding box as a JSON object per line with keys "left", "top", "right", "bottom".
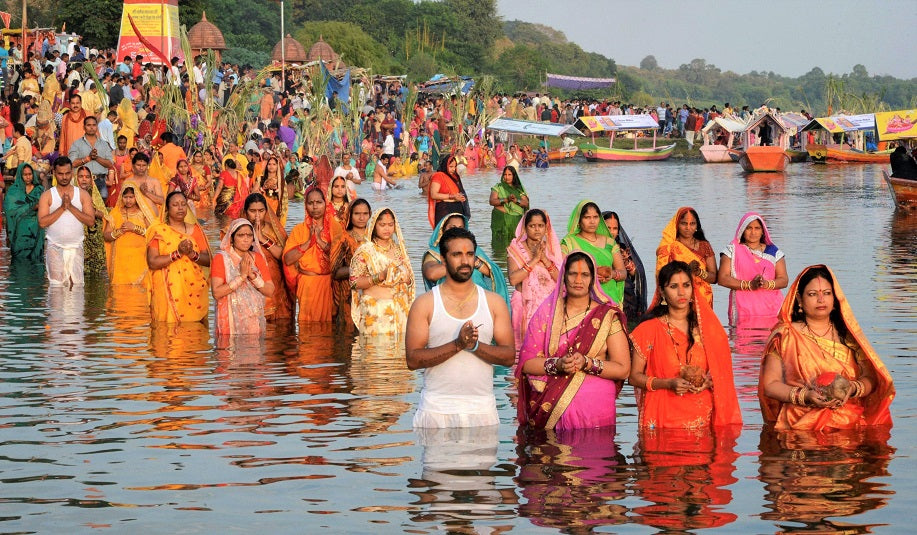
{"left": 0, "top": 45, "right": 896, "bottom": 440}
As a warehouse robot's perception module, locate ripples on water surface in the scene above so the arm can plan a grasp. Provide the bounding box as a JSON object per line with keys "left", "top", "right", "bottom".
{"left": 1, "top": 161, "right": 914, "bottom": 533}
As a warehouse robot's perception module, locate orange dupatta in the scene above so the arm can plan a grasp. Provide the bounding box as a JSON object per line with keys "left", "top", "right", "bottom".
{"left": 655, "top": 207, "right": 715, "bottom": 308}
{"left": 758, "top": 265, "right": 894, "bottom": 430}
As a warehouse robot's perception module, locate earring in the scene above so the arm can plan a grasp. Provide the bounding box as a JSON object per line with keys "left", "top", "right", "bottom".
{"left": 661, "top": 296, "right": 667, "bottom": 306}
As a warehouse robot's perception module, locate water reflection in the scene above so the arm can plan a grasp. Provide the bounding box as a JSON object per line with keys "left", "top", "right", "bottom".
{"left": 631, "top": 426, "right": 741, "bottom": 531}
{"left": 409, "top": 425, "right": 516, "bottom": 528}
{"left": 516, "top": 426, "right": 629, "bottom": 531}
{"left": 730, "top": 317, "right": 778, "bottom": 404}
{"left": 758, "top": 427, "right": 895, "bottom": 534}
{"left": 348, "top": 335, "right": 413, "bottom": 435}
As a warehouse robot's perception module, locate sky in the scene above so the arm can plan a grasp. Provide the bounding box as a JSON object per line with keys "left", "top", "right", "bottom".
{"left": 496, "top": 0, "right": 917, "bottom": 79}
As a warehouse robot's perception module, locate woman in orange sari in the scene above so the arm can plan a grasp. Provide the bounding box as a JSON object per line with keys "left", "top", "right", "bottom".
{"left": 189, "top": 150, "right": 213, "bottom": 212}
{"left": 330, "top": 198, "right": 371, "bottom": 329}
{"left": 244, "top": 192, "right": 293, "bottom": 321}
{"left": 254, "top": 155, "right": 288, "bottom": 227}
{"left": 146, "top": 191, "right": 212, "bottom": 323}
{"left": 655, "top": 207, "right": 717, "bottom": 308}
{"left": 758, "top": 265, "right": 894, "bottom": 431}
{"left": 326, "top": 175, "right": 351, "bottom": 228}
{"left": 282, "top": 186, "right": 344, "bottom": 323}
{"left": 630, "top": 260, "right": 742, "bottom": 430}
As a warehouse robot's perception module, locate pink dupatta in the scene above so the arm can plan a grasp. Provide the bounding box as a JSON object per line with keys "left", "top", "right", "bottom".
{"left": 507, "top": 210, "right": 563, "bottom": 350}
{"left": 725, "top": 212, "right": 784, "bottom": 324}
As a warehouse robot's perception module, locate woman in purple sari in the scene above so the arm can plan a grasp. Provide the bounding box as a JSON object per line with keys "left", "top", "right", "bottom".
{"left": 516, "top": 251, "right": 631, "bottom": 430}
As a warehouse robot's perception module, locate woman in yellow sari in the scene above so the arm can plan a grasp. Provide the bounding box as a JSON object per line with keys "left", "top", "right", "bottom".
{"left": 655, "top": 207, "right": 718, "bottom": 308}
{"left": 282, "top": 186, "right": 344, "bottom": 323}
{"left": 146, "top": 191, "right": 212, "bottom": 323}
{"left": 190, "top": 150, "right": 213, "bottom": 212}
{"left": 104, "top": 182, "right": 156, "bottom": 287}
{"left": 759, "top": 265, "right": 894, "bottom": 431}
{"left": 349, "top": 208, "right": 415, "bottom": 335}
{"left": 117, "top": 98, "right": 139, "bottom": 148}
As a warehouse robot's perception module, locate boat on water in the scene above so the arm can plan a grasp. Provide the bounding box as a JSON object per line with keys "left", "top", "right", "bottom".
{"left": 547, "top": 145, "right": 579, "bottom": 162}
{"left": 876, "top": 108, "right": 917, "bottom": 211}
{"left": 700, "top": 116, "right": 747, "bottom": 163}
{"left": 800, "top": 113, "right": 890, "bottom": 163}
{"left": 486, "top": 117, "right": 585, "bottom": 167}
{"left": 883, "top": 171, "right": 917, "bottom": 211}
{"left": 731, "top": 112, "right": 791, "bottom": 172}
{"left": 575, "top": 114, "right": 676, "bottom": 162}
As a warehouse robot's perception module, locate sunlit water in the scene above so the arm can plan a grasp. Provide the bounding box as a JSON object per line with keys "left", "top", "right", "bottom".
{"left": 1, "top": 160, "right": 914, "bottom": 533}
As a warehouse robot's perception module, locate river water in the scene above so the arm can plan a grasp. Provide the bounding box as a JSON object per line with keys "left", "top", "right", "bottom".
{"left": 1, "top": 160, "right": 914, "bottom": 533}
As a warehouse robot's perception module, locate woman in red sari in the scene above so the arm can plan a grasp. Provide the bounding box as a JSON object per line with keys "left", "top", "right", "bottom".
{"left": 244, "top": 192, "right": 293, "bottom": 322}
{"left": 516, "top": 251, "right": 631, "bottom": 431}
{"left": 426, "top": 155, "right": 470, "bottom": 228}
{"left": 630, "top": 260, "right": 742, "bottom": 430}
{"left": 758, "top": 265, "right": 894, "bottom": 431}
{"left": 655, "top": 207, "right": 718, "bottom": 308}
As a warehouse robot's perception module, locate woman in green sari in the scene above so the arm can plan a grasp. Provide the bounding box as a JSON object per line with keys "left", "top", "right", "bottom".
{"left": 489, "top": 165, "right": 528, "bottom": 251}
{"left": 3, "top": 163, "right": 45, "bottom": 262}
{"left": 560, "top": 200, "right": 627, "bottom": 305}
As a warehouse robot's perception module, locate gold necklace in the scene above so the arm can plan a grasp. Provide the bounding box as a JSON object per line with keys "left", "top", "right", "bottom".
{"left": 663, "top": 315, "right": 692, "bottom": 365}
{"left": 444, "top": 287, "right": 477, "bottom": 310}
{"left": 804, "top": 322, "right": 838, "bottom": 359}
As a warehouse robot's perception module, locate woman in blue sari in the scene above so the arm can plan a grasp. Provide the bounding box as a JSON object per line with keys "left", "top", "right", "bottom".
{"left": 3, "top": 163, "right": 45, "bottom": 262}
{"left": 421, "top": 212, "right": 510, "bottom": 307}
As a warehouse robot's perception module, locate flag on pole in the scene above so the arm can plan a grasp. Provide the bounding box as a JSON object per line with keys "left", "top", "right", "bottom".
{"left": 0, "top": 12, "right": 12, "bottom": 29}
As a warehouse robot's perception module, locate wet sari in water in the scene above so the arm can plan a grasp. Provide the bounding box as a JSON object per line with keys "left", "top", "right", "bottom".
{"left": 213, "top": 219, "right": 271, "bottom": 336}
{"left": 655, "top": 206, "right": 715, "bottom": 308}
{"left": 106, "top": 179, "right": 156, "bottom": 287}
{"left": 349, "top": 209, "right": 415, "bottom": 335}
{"left": 758, "top": 265, "right": 894, "bottom": 431}
{"left": 722, "top": 211, "right": 784, "bottom": 324}
{"left": 560, "top": 200, "right": 624, "bottom": 305}
{"left": 516, "top": 254, "right": 627, "bottom": 431}
{"left": 2, "top": 163, "right": 44, "bottom": 262}
{"left": 507, "top": 210, "right": 562, "bottom": 350}
{"left": 146, "top": 218, "right": 211, "bottom": 323}
{"left": 630, "top": 286, "right": 743, "bottom": 430}
{"left": 282, "top": 189, "right": 344, "bottom": 323}
{"left": 490, "top": 175, "right": 527, "bottom": 248}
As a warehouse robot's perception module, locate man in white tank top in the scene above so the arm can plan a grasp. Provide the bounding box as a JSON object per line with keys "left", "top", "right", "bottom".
{"left": 37, "top": 156, "right": 95, "bottom": 287}
{"left": 406, "top": 227, "right": 514, "bottom": 428}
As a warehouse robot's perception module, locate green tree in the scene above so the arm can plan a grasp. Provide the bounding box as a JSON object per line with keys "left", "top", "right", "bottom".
{"left": 56, "top": 0, "right": 123, "bottom": 49}
{"left": 443, "top": 0, "right": 501, "bottom": 66}
{"left": 640, "top": 55, "right": 658, "bottom": 70}
{"left": 294, "top": 21, "right": 395, "bottom": 72}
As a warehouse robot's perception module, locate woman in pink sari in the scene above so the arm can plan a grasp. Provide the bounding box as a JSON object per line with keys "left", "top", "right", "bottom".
{"left": 507, "top": 209, "right": 562, "bottom": 350}
{"left": 716, "top": 212, "right": 788, "bottom": 324}
{"left": 516, "top": 251, "right": 631, "bottom": 430}
{"left": 494, "top": 143, "right": 507, "bottom": 169}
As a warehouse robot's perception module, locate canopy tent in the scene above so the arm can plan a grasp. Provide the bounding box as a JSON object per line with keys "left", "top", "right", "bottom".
{"left": 487, "top": 118, "right": 584, "bottom": 137}
{"left": 875, "top": 109, "right": 917, "bottom": 141}
{"left": 802, "top": 113, "right": 876, "bottom": 134}
{"left": 576, "top": 114, "right": 658, "bottom": 132}
{"left": 702, "top": 116, "right": 747, "bottom": 135}
{"left": 776, "top": 112, "right": 811, "bottom": 133}
{"left": 545, "top": 73, "right": 616, "bottom": 91}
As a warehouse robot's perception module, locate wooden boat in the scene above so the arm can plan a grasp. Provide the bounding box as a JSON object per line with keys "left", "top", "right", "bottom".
{"left": 739, "top": 146, "right": 789, "bottom": 172}
{"left": 581, "top": 142, "right": 676, "bottom": 161}
{"left": 575, "top": 114, "right": 675, "bottom": 162}
{"left": 825, "top": 146, "right": 892, "bottom": 163}
{"left": 731, "top": 111, "right": 791, "bottom": 172}
{"left": 786, "top": 149, "right": 809, "bottom": 163}
{"left": 883, "top": 170, "right": 917, "bottom": 211}
{"left": 700, "top": 117, "right": 747, "bottom": 163}
{"left": 547, "top": 145, "right": 579, "bottom": 162}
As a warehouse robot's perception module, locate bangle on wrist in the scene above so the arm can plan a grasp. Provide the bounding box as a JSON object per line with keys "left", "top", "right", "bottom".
{"left": 190, "top": 250, "right": 201, "bottom": 262}
{"left": 470, "top": 340, "right": 479, "bottom": 353}
{"left": 170, "top": 250, "right": 182, "bottom": 262}
{"left": 252, "top": 276, "right": 265, "bottom": 289}
{"left": 646, "top": 376, "right": 656, "bottom": 391}
{"left": 544, "top": 357, "right": 560, "bottom": 376}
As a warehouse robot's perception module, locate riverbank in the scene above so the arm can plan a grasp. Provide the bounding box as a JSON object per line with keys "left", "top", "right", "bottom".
{"left": 514, "top": 135, "right": 706, "bottom": 160}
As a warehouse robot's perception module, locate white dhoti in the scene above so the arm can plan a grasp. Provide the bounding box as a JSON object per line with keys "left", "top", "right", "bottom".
{"left": 45, "top": 240, "right": 85, "bottom": 287}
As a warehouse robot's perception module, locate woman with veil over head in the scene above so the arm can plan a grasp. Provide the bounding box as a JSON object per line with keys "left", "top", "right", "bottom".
{"left": 421, "top": 212, "right": 510, "bottom": 308}
{"left": 603, "top": 210, "right": 647, "bottom": 326}
{"left": 516, "top": 252, "right": 631, "bottom": 431}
